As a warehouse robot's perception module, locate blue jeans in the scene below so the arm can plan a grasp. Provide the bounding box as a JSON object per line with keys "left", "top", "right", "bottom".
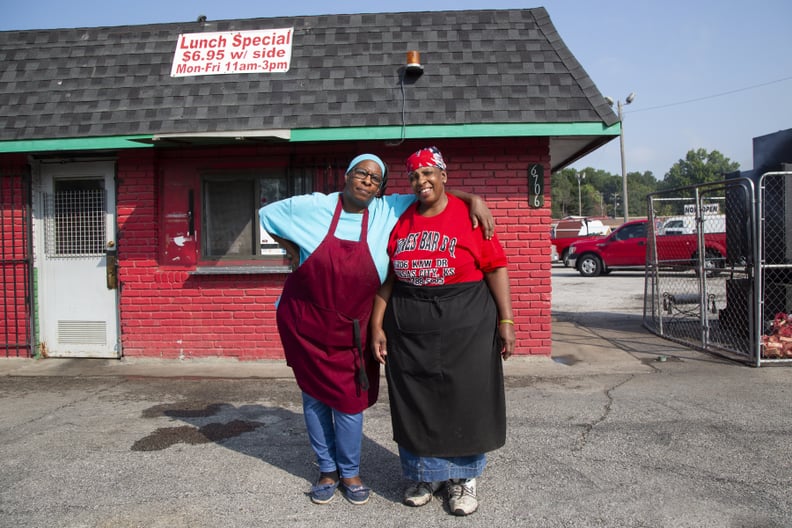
{"left": 302, "top": 392, "right": 364, "bottom": 478}
{"left": 399, "top": 446, "right": 486, "bottom": 482}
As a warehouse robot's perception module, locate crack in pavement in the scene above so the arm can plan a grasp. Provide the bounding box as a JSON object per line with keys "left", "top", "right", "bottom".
{"left": 573, "top": 374, "right": 635, "bottom": 453}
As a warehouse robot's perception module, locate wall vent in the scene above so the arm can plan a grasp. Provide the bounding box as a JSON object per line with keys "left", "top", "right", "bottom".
{"left": 57, "top": 321, "right": 107, "bottom": 345}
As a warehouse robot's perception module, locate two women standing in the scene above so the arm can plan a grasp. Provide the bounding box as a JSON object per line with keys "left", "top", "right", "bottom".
{"left": 259, "top": 152, "right": 495, "bottom": 507}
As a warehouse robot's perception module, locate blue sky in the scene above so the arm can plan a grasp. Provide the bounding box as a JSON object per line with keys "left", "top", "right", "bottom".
{"left": 3, "top": 0, "right": 791, "bottom": 179}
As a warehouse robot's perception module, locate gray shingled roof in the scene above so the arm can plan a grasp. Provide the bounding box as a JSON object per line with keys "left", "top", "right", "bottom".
{"left": 0, "top": 8, "right": 618, "bottom": 165}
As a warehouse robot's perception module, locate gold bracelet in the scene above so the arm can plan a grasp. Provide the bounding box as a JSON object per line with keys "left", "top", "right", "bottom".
{"left": 499, "top": 319, "right": 514, "bottom": 325}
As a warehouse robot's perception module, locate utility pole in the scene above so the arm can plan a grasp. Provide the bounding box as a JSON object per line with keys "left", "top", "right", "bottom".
{"left": 606, "top": 92, "right": 635, "bottom": 224}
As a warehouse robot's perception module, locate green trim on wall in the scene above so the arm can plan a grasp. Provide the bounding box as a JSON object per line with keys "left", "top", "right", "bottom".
{"left": 0, "top": 122, "right": 621, "bottom": 153}
{"left": 290, "top": 122, "right": 621, "bottom": 142}
{"left": 0, "top": 136, "right": 153, "bottom": 154}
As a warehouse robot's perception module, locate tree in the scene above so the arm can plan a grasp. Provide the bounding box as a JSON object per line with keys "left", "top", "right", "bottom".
{"left": 552, "top": 167, "right": 631, "bottom": 219}
{"left": 550, "top": 169, "right": 575, "bottom": 217}
{"left": 550, "top": 148, "right": 738, "bottom": 220}
{"left": 662, "top": 149, "right": 740, "bottom": 190}
{"left": 627, "top": 170, "right": 658, "bottom": 218}
{"left": 583, "top": 169, "right": 625, "bottom": 218}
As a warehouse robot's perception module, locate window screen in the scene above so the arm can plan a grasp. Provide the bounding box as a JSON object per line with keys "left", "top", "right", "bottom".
{"left": 45, "top": 179, "right": 106, "bottom": 257}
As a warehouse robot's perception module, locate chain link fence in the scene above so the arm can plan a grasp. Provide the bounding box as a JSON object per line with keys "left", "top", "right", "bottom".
{"left": 756, "top": 171, "right": 792, "bottom": 365}
{"left": 644, "top": 172, "right": 792, "bottom": 366}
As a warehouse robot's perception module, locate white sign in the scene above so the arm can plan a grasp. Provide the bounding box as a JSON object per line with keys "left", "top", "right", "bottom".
{"left": 683, "top": 203, "right": 720, "bottom": 215}
{"left": 171, "top": 28, "right": 293, "bottom": 77}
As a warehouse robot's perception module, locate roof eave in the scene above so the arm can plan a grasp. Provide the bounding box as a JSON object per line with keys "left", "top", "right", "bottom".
{"left": 0, "top": 123, "right": 619, "bottom": 160}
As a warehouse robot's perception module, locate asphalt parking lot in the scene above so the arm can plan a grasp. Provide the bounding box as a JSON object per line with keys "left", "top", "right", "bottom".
{"left": 551, "top": 263, "right": 648, "bottom": 323}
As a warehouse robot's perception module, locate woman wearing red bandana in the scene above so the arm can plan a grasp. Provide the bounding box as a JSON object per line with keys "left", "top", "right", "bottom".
{"left": 370, "top": 146, "right": 515, "bottom": 516}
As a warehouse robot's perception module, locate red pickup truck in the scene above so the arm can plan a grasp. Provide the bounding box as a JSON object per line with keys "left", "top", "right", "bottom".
{"left": 551, "top": 216, "right": 611, "bottom": 266}
{"left": 567, "top": 219, "right": 728, "bottom": 277}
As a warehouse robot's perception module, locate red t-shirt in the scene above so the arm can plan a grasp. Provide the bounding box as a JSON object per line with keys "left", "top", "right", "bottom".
{"left": 387, "top": 194, "right": 507, "bottom": 286}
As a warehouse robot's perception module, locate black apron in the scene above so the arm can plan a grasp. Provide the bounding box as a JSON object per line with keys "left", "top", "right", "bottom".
{"left": 383, "top": 280, "right": 506, "bottom": 457}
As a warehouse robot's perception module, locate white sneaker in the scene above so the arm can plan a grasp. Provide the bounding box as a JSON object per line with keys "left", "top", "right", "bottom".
{"left": 447, "top": 478, "right": 478, "bottom": 516}
{"left": 403, "top": 481, "right": 441, "bottom": 507}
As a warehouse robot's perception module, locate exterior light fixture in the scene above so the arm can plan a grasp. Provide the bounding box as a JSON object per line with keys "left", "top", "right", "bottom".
{"left": 387, "top": 51, "right": 424, "bottom": 147}
{"left": 405, "top": 50, "right": 424, "bottom": 76}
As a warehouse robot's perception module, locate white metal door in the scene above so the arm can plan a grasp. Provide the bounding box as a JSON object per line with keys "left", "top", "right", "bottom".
{"left": 39, "top": 161, "right": 119, "bottom": 358}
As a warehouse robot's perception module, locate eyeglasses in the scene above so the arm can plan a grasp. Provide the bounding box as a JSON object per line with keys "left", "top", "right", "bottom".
{"left": 350, "top": 168, "right": 383, "bottom": 187}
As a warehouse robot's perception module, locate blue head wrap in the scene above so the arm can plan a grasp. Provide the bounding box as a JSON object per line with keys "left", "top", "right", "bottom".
{"left": 346, "top": 154, "right": 386, "bottom": 177}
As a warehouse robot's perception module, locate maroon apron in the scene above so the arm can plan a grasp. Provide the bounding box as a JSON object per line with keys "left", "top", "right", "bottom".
{"left": 276, "top": 196, "right": 382, "bottom": 414}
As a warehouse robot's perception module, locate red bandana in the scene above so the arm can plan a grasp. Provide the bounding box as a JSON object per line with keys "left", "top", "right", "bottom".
{"left": 406, "top": 146, "right": 447, "bottom": 173}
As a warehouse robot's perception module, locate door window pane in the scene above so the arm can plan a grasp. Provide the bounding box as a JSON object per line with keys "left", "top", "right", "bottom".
{"left": 46, "top": 179, "right": 106, "bottom": 257}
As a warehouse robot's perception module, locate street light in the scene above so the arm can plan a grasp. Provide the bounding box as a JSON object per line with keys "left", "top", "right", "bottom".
{"left": 576, "top": 171, "right": 586, "bottom": 216}
{"left": 606, "top": 92, "right": 635, "bottom": 223}
{"left": 611, "top": 192, "right": 620, "bottom": 219}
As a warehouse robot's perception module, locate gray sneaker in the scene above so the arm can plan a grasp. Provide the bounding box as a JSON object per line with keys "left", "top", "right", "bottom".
{"left": 447, "top": 478, "right": 478, "bottom": 516}
{"left": 403, "top": 481, "right": 441, "bottom": 507}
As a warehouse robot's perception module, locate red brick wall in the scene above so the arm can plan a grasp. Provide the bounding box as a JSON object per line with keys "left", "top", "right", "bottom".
{"left": 117, "top": 147, "right": 326, "bottom": 359}
{"left": 0, "top": 155, "right": 32, "bottom": 357}
{"left": 115, "top": 139, "right": 552, "bottom": 359}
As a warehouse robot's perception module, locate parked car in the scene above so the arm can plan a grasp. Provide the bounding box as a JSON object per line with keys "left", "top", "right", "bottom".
{"left": 567, "top": 219, "right": 728, "bottom": 277}
{"left": 551, "top": 216, "right": 611, "bottom": 266}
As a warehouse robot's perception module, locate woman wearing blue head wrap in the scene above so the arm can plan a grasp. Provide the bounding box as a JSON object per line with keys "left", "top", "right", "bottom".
{"left": 259, "top": 152, "right": 493, "bottom": 506}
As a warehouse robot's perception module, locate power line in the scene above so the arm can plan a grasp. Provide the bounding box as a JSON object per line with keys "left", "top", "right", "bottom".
{"left": 627, "top": 75, "right": 792, "bottom": 114}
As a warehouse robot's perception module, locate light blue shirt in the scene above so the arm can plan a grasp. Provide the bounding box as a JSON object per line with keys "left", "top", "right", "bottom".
{"left": 259, "top": 192, "right": 416, "bottom": 283}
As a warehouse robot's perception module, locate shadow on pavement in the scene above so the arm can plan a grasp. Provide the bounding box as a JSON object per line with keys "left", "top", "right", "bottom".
{"left": 131, "top": 401, "right": 403, "bottom": 503}
{"left": 552, "top": 310, "right": 735, "bottom": 366}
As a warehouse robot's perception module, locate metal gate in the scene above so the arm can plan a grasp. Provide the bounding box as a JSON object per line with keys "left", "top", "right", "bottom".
{"left": 755, "top": 171, "right": 792, "bottom": 366}
{"left": 0, "top": 167, "right": 33, "bottom": 357}
{"left": 643, "top": 173, "right": 792, "bottom": 366}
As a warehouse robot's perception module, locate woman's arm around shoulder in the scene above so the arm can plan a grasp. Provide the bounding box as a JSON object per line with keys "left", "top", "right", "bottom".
{"left": 447, "top": 189, "right": 494, "bottom": 239}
